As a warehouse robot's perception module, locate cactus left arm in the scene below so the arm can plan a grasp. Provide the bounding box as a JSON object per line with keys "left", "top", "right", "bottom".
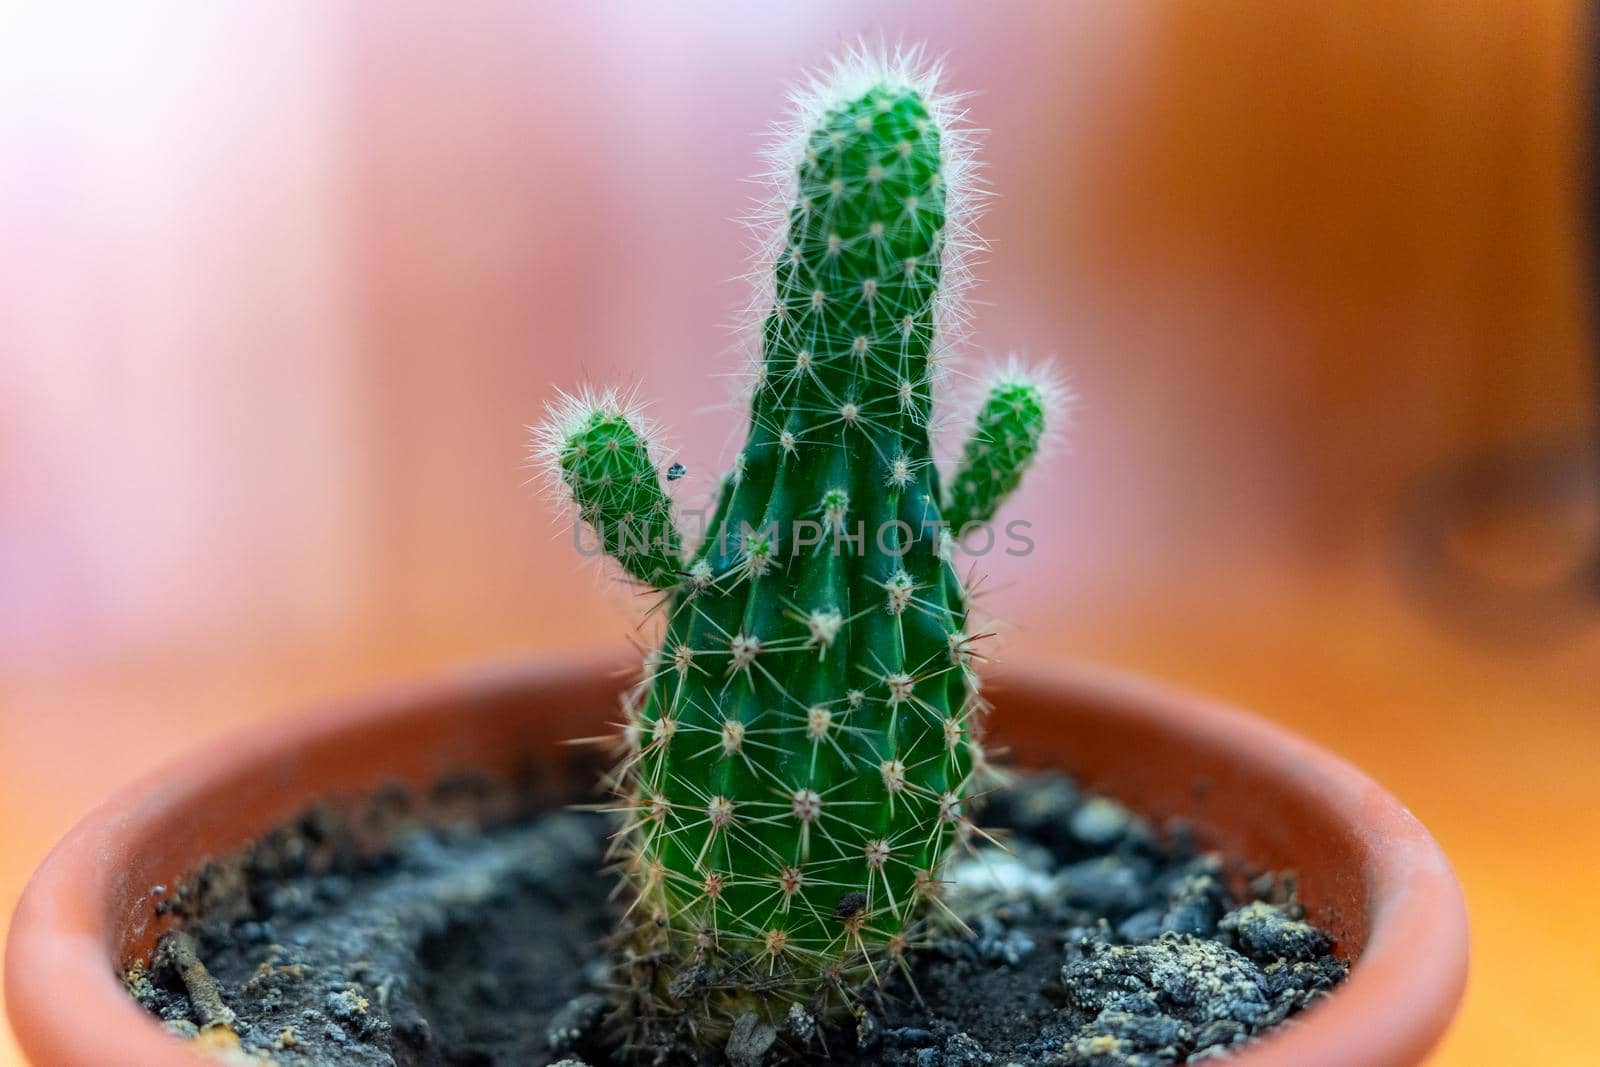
{"left": 537, "top": 392, "right": 683, "bottom": 589}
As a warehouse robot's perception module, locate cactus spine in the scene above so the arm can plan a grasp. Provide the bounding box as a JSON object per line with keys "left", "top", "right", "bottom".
{"left": 534, "top": 47, "right": 1057, "bottom": 1038}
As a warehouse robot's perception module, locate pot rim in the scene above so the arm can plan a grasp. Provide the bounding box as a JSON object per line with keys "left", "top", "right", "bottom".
{"left": 4, "top": 657, "right": 1468, "bottom": 1067}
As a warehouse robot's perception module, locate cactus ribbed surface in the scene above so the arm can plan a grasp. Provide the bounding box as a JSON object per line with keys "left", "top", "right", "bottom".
{"left": 533, "top": 47, "right": 1057, "bottom": 1039}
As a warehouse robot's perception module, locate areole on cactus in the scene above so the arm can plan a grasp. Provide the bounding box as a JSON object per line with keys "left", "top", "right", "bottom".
{"left": 532, "top": 44, "right": 1062, "bottom": 1040}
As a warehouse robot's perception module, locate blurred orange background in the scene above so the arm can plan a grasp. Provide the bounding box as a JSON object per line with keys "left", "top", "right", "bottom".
{"left": 2, "top": 3, "right": 1597, "bottom": 1064}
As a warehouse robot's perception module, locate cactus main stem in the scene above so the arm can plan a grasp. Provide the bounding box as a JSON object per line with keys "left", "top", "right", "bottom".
{"left": 630, "top": 83, "right": 974, "bottom": 1010}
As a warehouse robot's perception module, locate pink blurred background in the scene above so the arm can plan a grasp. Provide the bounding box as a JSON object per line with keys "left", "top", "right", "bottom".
{"left": 2, "top": 3, "right": 1597, "bottom": 1064}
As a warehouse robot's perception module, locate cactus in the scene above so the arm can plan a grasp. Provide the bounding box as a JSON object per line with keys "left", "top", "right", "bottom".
{"left": 533, "top": 46, "right": 1059, "bottom": 1041}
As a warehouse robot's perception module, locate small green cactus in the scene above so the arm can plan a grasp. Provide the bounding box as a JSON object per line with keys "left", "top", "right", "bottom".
{"left": 532, "top": 45, "right": 1060, "bottom": 1041}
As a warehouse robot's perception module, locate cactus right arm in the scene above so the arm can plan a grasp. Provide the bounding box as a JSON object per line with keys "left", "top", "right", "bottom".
{"left": 946, "top": 369, "right": 1055, "bottom": 526}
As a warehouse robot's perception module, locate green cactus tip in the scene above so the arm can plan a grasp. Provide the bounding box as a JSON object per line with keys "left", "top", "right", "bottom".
{"left": 529, "top": 43, "right": 1065, "bottom": 1049}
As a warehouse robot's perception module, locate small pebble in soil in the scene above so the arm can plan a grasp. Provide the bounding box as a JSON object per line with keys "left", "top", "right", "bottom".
{"left": 548, "top": 993, "right": 608, "bottom": 1052}
{"left": 1069, "top": 796, "right": 1139, "bottom": 849}
{"left": 781, "top": 1003, "right": 817, "bottom": 1042}
{"left": 125, "top": 773, "right": 1345, "bottom": 1066}
{"left": 726, "top": 1012, "right": 780, "bottom": 1067}
{"left": 1219, "top": 900, "right": 1333, "bottom": 963}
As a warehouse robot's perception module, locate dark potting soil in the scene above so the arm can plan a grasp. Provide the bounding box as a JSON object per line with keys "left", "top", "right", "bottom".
{"left": 126, "top": 773, "right": 1346, "bottom": 1066}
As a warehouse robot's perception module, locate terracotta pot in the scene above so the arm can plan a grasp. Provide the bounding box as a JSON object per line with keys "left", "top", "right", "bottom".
{"left": 5, "top": 658, "right": 1468, "bottom": 1067}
